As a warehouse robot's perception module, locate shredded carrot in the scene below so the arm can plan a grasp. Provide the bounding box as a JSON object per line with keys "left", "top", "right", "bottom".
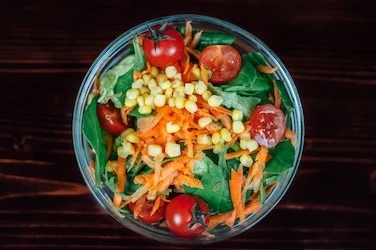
{"left": 184, "top": 21, "right": 193, "bottom": 46}
{"left": 150, "top": 195, "right": 164, "bottom": 216}
{"left": 208, "top": 211, "right": 233, "bottom": 229}
{"left": 189, "top": 30, "right": 203, "bottom": 49}
{"left": 120, "top": 105, "right": 134, "bottom": 125}
{"left": 200, "top": 63, "right": 209, "bottom": 85}
{"left": 173, "top": 173, "right": 203, "bottom": 190}
{"left": 229, "top": 165, "right": 245, "bottom": 221}
{"left": 113, "top": 156, "right": 127, "bottom": 207}
{"left": 193, "top": 143, "right": 216, "bottom": 151}
{"left": 224, "top": 210, "right": 237, "bottom": 227}
{"left": 141, "top": 61, "right": 152, "bottom": 75}
{"left": 257, "top": 64, "right": 278, "bottom": 74}
{"left": 185, "top": 47, "right": 200, "bottom": 60}
{"left": 244, "top": 199, "right": 261, "bottom": 215}
{"left": 273, "top": 81, "right": 281, "bottom": 109}
{"left": 284, "top": 128, "right": 297, "bottom": 148}
{"left": 224, "top": 149, "right": 251, "bottom": 160}
{"left": 218, "top": 114, "right": 232, "bottom": 131}
{"left": 133, "top": 69, "right": 142, "bottom": 81}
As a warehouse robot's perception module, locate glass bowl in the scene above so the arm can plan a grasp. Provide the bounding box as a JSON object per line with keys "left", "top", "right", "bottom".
{"left": 72, "top": 14, "right": 304, "bottom": 245}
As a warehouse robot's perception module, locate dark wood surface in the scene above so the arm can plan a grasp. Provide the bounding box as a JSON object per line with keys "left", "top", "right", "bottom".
{"left": 1, "top": 0, "right": 375, "bottom": 249}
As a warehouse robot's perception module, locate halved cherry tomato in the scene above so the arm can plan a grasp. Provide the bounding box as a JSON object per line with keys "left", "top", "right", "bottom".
{"left": 142, "top": 24, "right": 185, "bottom": 67}
{"left": 97, "top": 101, "right": 129, "bottom": 135}
{"left": 249, "top": 104, "right": 286, "bottom": 148}
{"left": 129, "top": 198, "right": 166, "bottom": 225}
{"left": 165, "top": 194, "right": 210, "bottom": 238}
{"left": 199, "top": 45, "right": 242, "bottom": 84}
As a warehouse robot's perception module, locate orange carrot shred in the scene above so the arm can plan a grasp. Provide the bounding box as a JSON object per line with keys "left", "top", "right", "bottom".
{"left": 185, "top": 47, "right": 200, "bottom": 60}
{"left": 200, "top": 63, "right": 209, "bottom": 85}
{"left": 189, "top": 30, "right": 203, "bottom": 49}
{"left": 113, "top": 156, "right": 127, "bottom": 207}
{"left": 142, "top": 61, "right": 152, "bottom": 75}
{"left": 273, "top": 81, "right": 281, "bottom": 109}
{"left": 224, "top": 149, "right": 251, "bottom": 160}
{"left": 229, "top": 165, "right": 245, "bottom": 221}
{"left": 257, "top": 64, "right": 278, "bottom": 74}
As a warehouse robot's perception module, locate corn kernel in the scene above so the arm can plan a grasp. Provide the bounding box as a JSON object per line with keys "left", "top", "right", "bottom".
{"left": 120, "top": 128, "right": 135, "bottom": 140}
{"left": 232, "top": 121, "right": 245, "bottom": 134}
{"left": 138, "top": 105, "right": 152, "bottom": 114}
{"left": 220, "top": 128, "right": 232, "bottom": 142}
{"left": 184, "top": 83, "right": 195, "bottom": 95}
{"left": 139, "top": 86, "right": 150, "bottom": 95}
{"left": 132, "top": 79, "right": 144, "bottom": 89}
{"left": 165, "top": 87, "right": 173, "bottom": 99}
{"left": 172, "top": 90, "right": 185, "bottom": 98}
{"left": 232, "top": 109, "right": 244, "bottom": 121}
{"left": 211, "top": 132, "right": 223, "bottom": 145}
{"left": 154, "top": 94, "right": 167, "bottom": 107}
{"left": 240, "top": 139, "right": 249, "bottom": 149}
{"left": 171, "top": 79, "right": 183, "bottom": 88}
{"left": 240, "top": 131, "right": 251, "bottom": 140}
{"left": 174, "top": 72, "right": 182, "bottom": 80}
{"left": 197, "top": 134, "right": 212, "bottom": 145}
{"left": 150, "top": 66, "right": 159, "bottom": 77}
{"left": 185, "top": 100, "right": 198, "bottom": 113}
{"left": 124, "top": 98, "right": 137, "bottom": 107}
{"left": 165, "top": 65, "right": 178, "bottom": 79}
{"left": 165, "top": 142, "right": 181, "bottom": 158}
{"left": 201, "top": 90, "right": 212, "bottom": 101}
{"left": 125, "top": 133, "right": 140, "bottom": 144}
{"left": 188, "top": 95, "right": 197, "bottom": 102}
{"left": 208, "top": 95, "right": 224, "bottom": 107}
{"left": 246, "top": 139, "right": 259, "bottom": 152}
{"left": 147, "top": 79, "right": 157, "bottom": 89}
{"left": 166, "top": 121, "right": 180, "bottom": 133}
{"left": 142, "top": 74, "right": 152, "bottom": 84}
{"left": 148, "top": 144, "right": 163, "bottom": 157}
{"left": 126, "top": 89, "right": 140, "bottom": 100}
{"left": 195, "top": 80, "right": 207, "bottom": 95}
{"left": 136, "top": 96, "right": 145, "bottom": 107}
{"left": 191, "top": 64, "right": 201, "bottom": 79}
{"left": 150, "top": 86, "right": 163, "bottom": 95}
{"left": 240, "top": 154, "right": 254, "bottom": 167}
{"left": 144, "top": 95, "right": 154, "bottom": 107}
{"left": 118, "top": 142, "right": 135, "bottom": 158}
{"left": 159, "top": 80, "right": 172, "bottom": 90}
{"left": 168, "top": 97, "right": 175, "bottom": 107}
{"left": 175, "top": 97, "right": 186, "bottom": 109}
{"left": 213, "top": 143, "right": 224, "bottom": 154}
{"left": 156, "top": 73, "right": 168, "bottom": 84}
{"left": 198, "top": 117, "right": 212, "bottom": 128}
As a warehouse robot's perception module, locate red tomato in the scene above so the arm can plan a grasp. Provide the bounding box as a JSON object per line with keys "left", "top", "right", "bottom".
{"left": 165, "top": 194, "right": 210, "bottom": 238}
{"left": 96, "top": 101, "right": 129, "bottom": 135}
{"left": 249, "top": 104, "right": 286, "bottom": 148}
{"left": 199, "top": 45, "right": 242, "bottom": 84}
{"left": 129, "top": 198, "right": 166, "bottom": 225}
{"left": 142, "top": 24, "right": 185, "bottom": 67}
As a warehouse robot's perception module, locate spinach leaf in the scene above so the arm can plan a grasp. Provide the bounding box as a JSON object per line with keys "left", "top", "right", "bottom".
{"left": 82, "top": 96, "right": 107, "bottom": 185}
{"left": 184, "top": 156, "right": 233, "bottom": 213}
{"left": 265, "top": 140, "right": 295, "bottom": 174}
{"left": 275, "top": 79, "right": 294, "bottom": 115}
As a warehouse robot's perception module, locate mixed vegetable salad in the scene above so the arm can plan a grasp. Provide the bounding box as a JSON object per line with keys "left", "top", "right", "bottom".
{"left": 82, "top": 20, "right": 297, "bottom": 238}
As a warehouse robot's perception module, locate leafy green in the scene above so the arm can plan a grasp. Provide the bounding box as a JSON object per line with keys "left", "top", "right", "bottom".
{"left": 265, "top": 140, "right": 295, "bottom": 174}
{"left": 82, "top": 96, "right": 107, "bottom": 185}
{"left": 275, "top": 79, "right": 294, "bottom": 114}
{"left": 184, "top": 156, "right": 233, "bottom": 213}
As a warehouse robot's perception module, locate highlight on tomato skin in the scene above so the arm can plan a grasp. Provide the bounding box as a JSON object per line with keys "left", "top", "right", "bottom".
{"left": 199, "top": 45, "right": 242, "bottom": 85}
{"left": 249, "top": 104, "right": 286, "bottom": 148}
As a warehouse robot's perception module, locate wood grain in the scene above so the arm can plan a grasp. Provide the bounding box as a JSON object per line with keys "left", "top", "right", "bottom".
{"left": 1, "top": 0, "right": 375, "bottom": 249}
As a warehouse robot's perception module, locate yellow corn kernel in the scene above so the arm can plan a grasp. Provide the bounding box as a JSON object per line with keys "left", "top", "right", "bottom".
{"left": 132, "top": 78, "right": 144, "bottom": 89}
{"left": 172, "top": 90, "right": 185, "bottom": 98}
{"left": 171, "top": 79, "right": 184, "bottom": 88}
{"left": 136, "top": 96, "right": 145, "bottom": 107}
{"left": 240, "top": 131, "right": 251, "bottom": 140}
{"left": 184, "top": 83, "right": 195, "bottom": 95}
{"left": 148, "top": 144, "right": 163, "bottom": 157}
{"left": 208, "top": 95, "right": 224, "bottom": 107}
{"left": 232, "top": 120, "right": 245, "bottom": 134}
{"left": 142, "top": 74, "right": 152, "bottom": 84}
{"left": 150, "top": 86, "right": 163, "bottom": 95}
{"left": 165, "top": 65, "right": 178, "bottom": 79}
{"left": 126, "top": 89, "right": 140, "bottom": 100}
{"left": 154, "top": 94, "right": 167, "bottom": 107}
{"left": 246, "top": 139, "right": 259, "bottom": 152}
{"left": 125, "top": 133, "right": 140, "bottom": 144}
{"left": 188, "top": 95, "right": 197, "bottom": 102}
{"left": 220, "top": 128, "right": 232, "bottom": 142}
{"left": 124, "top": 98, "right": 138, "bottom": 107}
{"left": 120, "top": 128, "right": 135, "bottom": 140}
{"left": 168, "top": 97, "right": 175, "bottom": 107}
{"left": 147, "top": 78, "right": 157, "bottom": 89}
{"left": 198, "top": 117, "right": 212, "bottom": 128}
{"left": 240, "top": 138, "right": 249, "bottom": 150}
{"left": 139, "top": 86, "right": 150, "bottom": 95}
{"left": 195, "top": 80, "right": 207, "bottom": 95}
{"left": 159, "top": 80, "right": 172, "bottom": 90}
{"left": 174, "top": 72, "right": 182, "bottom": 80}
{"left": 240, "top": 154, "right": 253, "bottom": 167}
{"left": 185, "top": 99, "right": 198, "bottom": 113}
{"left": 211, "top": 132, "right": 223, "bottom": 145}
{"left": 122, "top": 142, "right": 135, "bottom": 156}
{"left": 165, "top": 87, "right": 173, "bottom": 99}
{"left": 197, "top": 134, "right": 212, "bottom": 145}
{"left": 150, "top": 66, "right": 159, "bottom": 77}
{"left": 144, "top": 95, "right": 154, "bottom": 107}
{"left": 191, "top": 64, "right": 201, "bottom": 79}
{"left": 201, "top": 90, "right": 212, "bottom": 101}
{"left": 138, "top": 105, "right": 152, "bottom": 114}
{"left": 232, "top": 109, "right": 244, "bottom": 121}
{"left": 213, "top": 143, "right": 224, "bottom": 154}
{"left": 165, "top": 142, "right": 181, "bottom": 158}
{"left": 175, "top": 97, "right": 186, "bottom": 109}
{"left": 166, "top": 121, "right": 180, "bottom": 133}
{"left": 156, "top": 73, "right": 168, "bottom": 84}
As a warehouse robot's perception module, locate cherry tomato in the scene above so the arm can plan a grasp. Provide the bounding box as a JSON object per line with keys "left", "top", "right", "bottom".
{"left": 96, "top": 101, "right": 129, "bottom": 135}
{"left": 129, "top": 198, "right": 166, "bottom": 225}
{"left": 165, "top": 194, "right": 210, "bottom": 238}
{"left": 199, "top": 45, "right": 242, "bottom": 84}
{"left": 249, "top": 104, "right": 286, "bottom": 148}
{"left": 142, "top": 24, "right": 185, "bottom": 67}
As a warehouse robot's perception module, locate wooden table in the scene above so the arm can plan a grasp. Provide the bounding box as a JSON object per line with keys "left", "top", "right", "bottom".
{"left": 1, "top": 0, "right": 375, "bottom": 249}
